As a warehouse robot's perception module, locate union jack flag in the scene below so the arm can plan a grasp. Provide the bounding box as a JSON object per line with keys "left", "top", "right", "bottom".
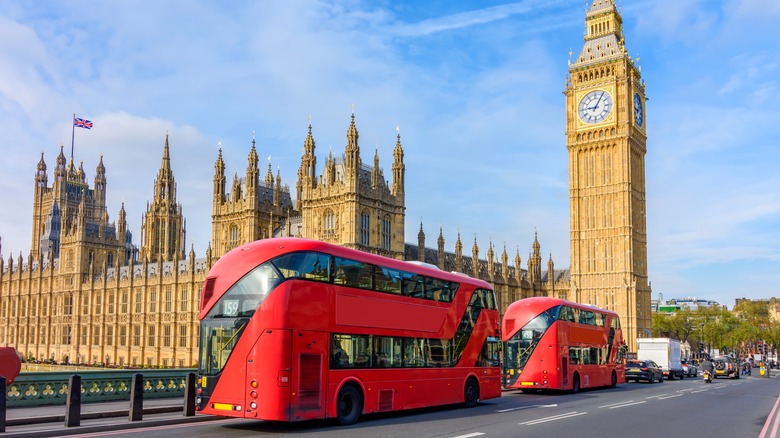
{"left": 73, "top": 117, "right": 93, "bottom": 129}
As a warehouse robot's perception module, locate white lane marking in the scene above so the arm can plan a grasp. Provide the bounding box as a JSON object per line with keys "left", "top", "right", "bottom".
{"left": 519, "top": 411, "right": 587, "bottom": 425}
{"left": 599, "top": 400, "right": 636, "bottom": 408}
{"left": 607, "top": 401, "right": 646, "bottom": 409}
{"left": 450, "top": 433, "right": 485, "bottom": 438}
{"left": 496, "top": 403, "right": 558, "bottom": 413}
{"left": 645, "top": 394, "right": 671, "bottom": 399}
{"left": 658, "top": 394, "right": 683, "bottom": 400}
{"left": 677, "top": 388, "right": 694, "bottom": 392}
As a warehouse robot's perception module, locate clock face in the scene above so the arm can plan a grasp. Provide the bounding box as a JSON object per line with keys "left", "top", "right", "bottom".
{"left": 634, "top": 92, "right": 644, "bottom": 127}
{"left": 578, "top": 90, "right": 613, "bottom": 124}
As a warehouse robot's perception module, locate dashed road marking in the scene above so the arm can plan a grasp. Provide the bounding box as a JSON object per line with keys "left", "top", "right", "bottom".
{"left": 519, "top": 411, "right": 587, "bottom": 425}
{"left": 495, "top": 404, "right": 557, "bottom": 413}
{"left": 599, "top": 400, "right": 636, "bottom": 408}
{"left": 606, "top": 401, "right": 646, "bottom": 409}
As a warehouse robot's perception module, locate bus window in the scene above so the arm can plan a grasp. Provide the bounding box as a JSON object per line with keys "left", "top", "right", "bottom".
{"left": 483, "top": 289, "right": 497, "bottom": 310}
{"left": 469, "top": 289, "right": 496, "bottom": 310}
{"left": 424, "top": 277, "right": 442, "bottom": 301}
{"left": 402, "top": 338, "right": 426, "bottom": 367}
{"left": 438, "top": 281, "right": 454, "bottom": 303}
{"left": 425, "top": 339, "right": 453, "bottom": 367}
{"left": 469, "top": 291, "right": 481, "bottom": 308}
{"left": 331, "top": 334, "right": 352, "bottom": 368}
{"left": 579, "top": 310, "right": 595, "bottom": 325}
{"left": 373, "top": 336, "right": 402, "bottom": 367}
{"left": 272, "top": 251, "right": 330, "bottom": 282}
{"left": 334, "top": 257, "right": 373, "bottom": 289}
{"left": 559, "top": 306, "right": 575, "bottom": 322}
{"left": 374, "top": 267, "right": 402, "bottom": 294}
{"left": 331, "top": 334, "right": 370, "bottom": 369}
{"left": 570, "top": 307, "right": 580, "bottom": 323}
{"left": 401, "top": 272, "right": 424, "bottom": 298}
{"left": 570, "top": 347, "right": 582, "bottom": 365}
{"left": 352, "top": 335, "right": 371, "bottom": 368}
{"left": 478, "top": 336, "right": 501, "bottom": 367}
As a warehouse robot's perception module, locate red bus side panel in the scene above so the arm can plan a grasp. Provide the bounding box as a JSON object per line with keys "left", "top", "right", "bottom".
{"left": 335, "top": 294, "right": 447, "bottom": 332}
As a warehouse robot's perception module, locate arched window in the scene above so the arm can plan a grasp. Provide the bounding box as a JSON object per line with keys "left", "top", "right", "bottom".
{"left": 323, "top": 210, "right": 335, "bottom": 238}
{"left": 229, "top": 224, "right": 239, "bottom": 249}
{"left": 360, "top": 211, "right": 370, "bottom": 245}
{"left": 381, "top": 216, "right": 391, "bottom": 250}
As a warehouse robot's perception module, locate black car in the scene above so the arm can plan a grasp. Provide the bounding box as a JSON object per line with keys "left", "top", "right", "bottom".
{"left": 625, "top": 360, "right": 664, "bottom": 383}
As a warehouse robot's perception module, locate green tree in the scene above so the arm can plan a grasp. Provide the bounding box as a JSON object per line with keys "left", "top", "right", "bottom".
{"left": 651, "top": 308, "right": 697, "bottom": 342}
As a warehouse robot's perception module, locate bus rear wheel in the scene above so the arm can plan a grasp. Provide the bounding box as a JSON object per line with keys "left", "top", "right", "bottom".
{"left": 464, "top": 377, "right": 479, "bottom": 408}
{"left": 611, "top": 371, "right": 617, "bottom": 387}
{"left": 336, "top": 385, "right": 363, "bottom": 426}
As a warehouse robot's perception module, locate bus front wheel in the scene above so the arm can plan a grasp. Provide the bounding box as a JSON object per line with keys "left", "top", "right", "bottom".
{"left": 336, "top": 385, "right": 363, "bottom": 426}
{"left": 464, "top": 378, "right": 479, "bottom": 408}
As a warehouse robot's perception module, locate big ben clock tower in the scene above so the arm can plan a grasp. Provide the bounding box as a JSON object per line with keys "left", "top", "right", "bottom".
{"left": 565, "top": 0, "right": 651, "bottom": 352}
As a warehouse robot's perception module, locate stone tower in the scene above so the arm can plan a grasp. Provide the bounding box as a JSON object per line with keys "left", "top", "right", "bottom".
{"left": 139, "top": 133, "right": 186, "bottom": 263}
{"left": 211, "top": 134, "right": 295, "bottom": 259}
{"left": 297, "top": 112, "right": 406, "bottom": 259}
{"left": 564, "top": 0, "right": 651, "bottom": 351}
{"left": 31, "top": 146, "right": 133, "bottom": 273}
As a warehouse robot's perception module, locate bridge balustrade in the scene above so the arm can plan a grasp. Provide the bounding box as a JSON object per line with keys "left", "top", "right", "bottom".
{"left": 3, "top": 369, "right": 196, "bottom": 407}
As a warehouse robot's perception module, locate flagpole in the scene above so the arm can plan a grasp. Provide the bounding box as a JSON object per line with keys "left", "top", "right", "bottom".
{"left": 71, "top": 113, "right": 75, "bottom": 159}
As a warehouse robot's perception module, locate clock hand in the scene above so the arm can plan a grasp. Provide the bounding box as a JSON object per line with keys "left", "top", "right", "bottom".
{"left": 591, "top": 92, "right": 605, "bottom": 111}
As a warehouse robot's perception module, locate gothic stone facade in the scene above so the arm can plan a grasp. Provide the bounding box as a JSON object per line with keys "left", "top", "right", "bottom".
{"left": 0, "top": 113, "right": 567, "bottom": 367}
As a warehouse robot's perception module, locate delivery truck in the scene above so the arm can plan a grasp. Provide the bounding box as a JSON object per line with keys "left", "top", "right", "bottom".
{"left": 637, "top": 338, "right": 684, "bottom": 380}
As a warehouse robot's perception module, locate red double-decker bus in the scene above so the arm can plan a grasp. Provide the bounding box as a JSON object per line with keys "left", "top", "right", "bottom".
{"left": 196, "top": 238, "right": 501, "bottom": 425}
{"left": 502, "top": 297, "right": 625, "bottom": 392}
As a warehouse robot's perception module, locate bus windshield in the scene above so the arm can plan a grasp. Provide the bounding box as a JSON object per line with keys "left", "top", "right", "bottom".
{"left": 504, "top": 305, "right": 560, "bottom": 371}
{"left": 199, "top": 262, "right": 282, "bottom": 375}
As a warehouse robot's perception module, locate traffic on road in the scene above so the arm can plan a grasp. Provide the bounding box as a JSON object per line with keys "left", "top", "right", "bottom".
{"left": 23, "top": 370, "right": 775, "bottom": 438}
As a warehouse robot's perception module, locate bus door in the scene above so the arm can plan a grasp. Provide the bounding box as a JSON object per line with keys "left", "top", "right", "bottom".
{"left": 290, "top": 330, "right": 329, "bottom": 420}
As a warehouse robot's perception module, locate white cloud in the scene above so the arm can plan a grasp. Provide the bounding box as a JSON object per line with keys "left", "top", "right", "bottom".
{"left": 392, "top": 1, "right": 540, "bottom": 37}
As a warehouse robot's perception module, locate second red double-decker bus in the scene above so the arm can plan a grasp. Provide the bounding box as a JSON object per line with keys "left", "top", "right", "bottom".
{"left": 196, "top": 238, "right": 501, "bottom": 425}
{"left": 502, "top": 297, "right": 625, "bottom": 392}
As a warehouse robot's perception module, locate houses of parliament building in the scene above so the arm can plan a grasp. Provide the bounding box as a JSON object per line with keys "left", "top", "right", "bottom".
{"left": 0, "top": 0, "right": 651, "bottom": 367}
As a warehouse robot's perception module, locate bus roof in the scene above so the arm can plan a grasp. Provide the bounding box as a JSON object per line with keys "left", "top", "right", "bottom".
{"left": 503, "top": 296, "right": 618, "bottom": 320}
{"left": 201, "top": 237, "right": 493, "bottom": 317}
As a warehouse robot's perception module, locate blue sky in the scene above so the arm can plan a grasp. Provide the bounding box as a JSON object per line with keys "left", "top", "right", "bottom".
{"left": 1, "top": 0, "right": 778, "bottom": 309}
